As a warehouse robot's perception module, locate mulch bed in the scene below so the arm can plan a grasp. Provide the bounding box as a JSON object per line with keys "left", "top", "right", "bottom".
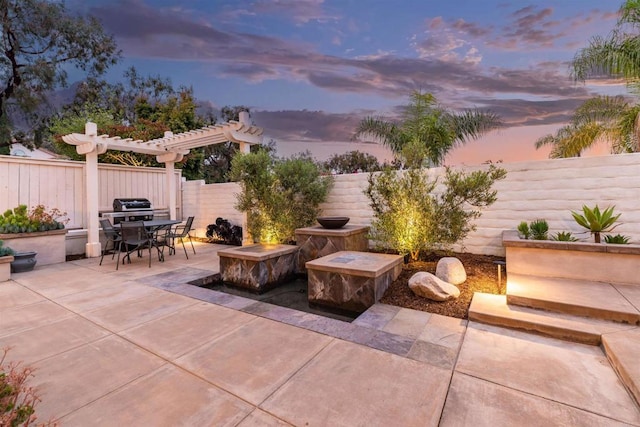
{"left": 380, "top": 252, "right": 507, "bottom": 319}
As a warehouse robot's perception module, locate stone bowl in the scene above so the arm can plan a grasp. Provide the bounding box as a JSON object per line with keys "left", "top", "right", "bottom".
{"left": 317, "top": 216, "right": 350, "bottom": 229}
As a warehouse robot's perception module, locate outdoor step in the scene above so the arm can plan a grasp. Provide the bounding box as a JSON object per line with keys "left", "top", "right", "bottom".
{"left": 468, "top": 293, "right": 636, "bottom": 345}
{"left": 506, "top": 273, "right": 640, "bottom": 324}
{"left": 602, "top": 328, "right": 640, "bottom": 407}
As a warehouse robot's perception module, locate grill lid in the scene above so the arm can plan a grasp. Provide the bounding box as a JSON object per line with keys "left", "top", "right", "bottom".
{"left": 113, "top": 198, "right": 152, "bottom": 211}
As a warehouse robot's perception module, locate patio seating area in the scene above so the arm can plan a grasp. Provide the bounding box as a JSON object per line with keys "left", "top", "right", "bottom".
{"left": 1, "top": 242, "right": 639, "bottom": 425}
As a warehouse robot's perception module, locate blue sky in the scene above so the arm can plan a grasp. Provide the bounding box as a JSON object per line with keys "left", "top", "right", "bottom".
{"left": 68, "top": 0, "right": 624, "bottom": 163}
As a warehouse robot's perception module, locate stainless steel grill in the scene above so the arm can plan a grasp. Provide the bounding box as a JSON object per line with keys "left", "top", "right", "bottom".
{"left": 102, "top": 198, "right": 154, "bottom": 224}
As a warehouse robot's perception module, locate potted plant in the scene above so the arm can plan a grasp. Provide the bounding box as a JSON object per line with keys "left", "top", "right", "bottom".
{"left": 0, "top": 239, "right": 15, "bottom": 281}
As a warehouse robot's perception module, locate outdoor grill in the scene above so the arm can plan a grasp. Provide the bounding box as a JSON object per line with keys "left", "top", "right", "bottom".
{"left": 102, "top": 198, "right": 154, "bottom": 224}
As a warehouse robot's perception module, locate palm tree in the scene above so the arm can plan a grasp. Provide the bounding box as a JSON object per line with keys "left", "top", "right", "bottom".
{"left": 572, "top": 0, "right": 640, "bottom": 83}
{"left": 354, "top": 91, "right": 501, "bottom": 168}
{"left": 538, "top": 1, "right": 640, "bottom": 158}
{"left": 535, "top": 95, "right": 640, "bottom": 157}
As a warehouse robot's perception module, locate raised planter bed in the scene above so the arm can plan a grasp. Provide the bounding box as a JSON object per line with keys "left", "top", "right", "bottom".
{"left": 0, "top": 229, "right": 67, "bottom": 267}
{"left": 503, "top": 230, "right": 640, "bottom": 286}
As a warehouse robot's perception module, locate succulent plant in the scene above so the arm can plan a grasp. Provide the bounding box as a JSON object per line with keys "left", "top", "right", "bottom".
{"left": 571, "top": 205, "right": 620, "bottom": 243}
{"left": 529, "top": 219, "right": 549, "bottom": 240}
{"left": 551, "top": 231, "right": 579, "bottom": 242}
{"left": 604, "top": 234, "right": 630, "bottom": 244}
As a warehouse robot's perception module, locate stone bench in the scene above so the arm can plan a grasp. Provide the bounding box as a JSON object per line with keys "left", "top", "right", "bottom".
{"left": 218, "top": 244, "right": 299, "bottom": 293}
{"left": 306, "top": 251, "right": 403, "bottom": 313}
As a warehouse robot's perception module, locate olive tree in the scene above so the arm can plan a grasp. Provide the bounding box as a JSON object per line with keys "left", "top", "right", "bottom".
{"left": 230, "top": 151, "right": 333, "bottom": 244}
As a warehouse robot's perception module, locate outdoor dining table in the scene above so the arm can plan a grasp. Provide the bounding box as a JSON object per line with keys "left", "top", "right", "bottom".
{"left": 114, "top": 219, "right": 182, "bottom": 263}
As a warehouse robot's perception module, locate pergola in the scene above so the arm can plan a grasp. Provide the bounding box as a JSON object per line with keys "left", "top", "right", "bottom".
{"left": 62, "top": 112, "right": 263, "bottom": 258}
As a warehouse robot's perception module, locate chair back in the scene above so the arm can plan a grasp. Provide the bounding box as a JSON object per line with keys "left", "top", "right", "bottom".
{"left": 120, "top": 221, "right": 147, "bottom": 244}
{"left": 184, "top": 216, "right": 194, "bottom": 232}
{"left": 100, "top": 219, "right": 118, "bottom": 239}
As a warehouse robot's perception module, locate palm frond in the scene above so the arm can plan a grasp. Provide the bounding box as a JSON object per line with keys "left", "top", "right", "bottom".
{"left": 449, "top": 109, "right": 502, "bottom": 145}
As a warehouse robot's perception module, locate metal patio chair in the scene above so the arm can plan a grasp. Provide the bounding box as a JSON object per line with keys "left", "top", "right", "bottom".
{"left": 99, "top": 218, "right": 122, "bottom": 266}
{"left": 116, "top": 221, "right": 161, "bottom": 269}
{"left": 168, "top": 216, "right": 196, "bottom": 259}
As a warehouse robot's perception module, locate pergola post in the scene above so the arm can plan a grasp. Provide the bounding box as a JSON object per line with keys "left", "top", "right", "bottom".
{"left": 166, "top": 162, "right": 177, "bottom": 220}
{"left": 157, "top": 138, "right": 183, "bottom": 221}
{"left": 76, "top": 122, "right": 107, "bottom": 258}
{"left": 238, "top": 140, "right": 251, "bottom": 244}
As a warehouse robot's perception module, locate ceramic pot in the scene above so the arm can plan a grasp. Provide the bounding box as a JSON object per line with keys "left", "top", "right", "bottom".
{"left": 11, "top": 251, "right": 37, "bottom": 273}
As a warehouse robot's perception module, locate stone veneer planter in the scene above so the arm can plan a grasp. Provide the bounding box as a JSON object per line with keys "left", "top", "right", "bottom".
{"left": 295, "top": 224, "right": 369, "bottom": 274}
{"left": 0, "top": 255, "right": 13, "bottom": 282}
{"left": 503, "top": 230, "right": 640, "bottom": 286}
{"left": 0, "top": 229, "right": 67, "bottom": 267}
{"left": 218, "top": 244, "right": 299, "bottom": 293}
{"left": 306, "top": 251, "right": 403, "bottom": 313}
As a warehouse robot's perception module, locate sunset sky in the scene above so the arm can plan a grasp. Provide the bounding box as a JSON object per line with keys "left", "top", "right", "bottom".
{"left": 68, "top": 0, "right": 627, "bottom": 165}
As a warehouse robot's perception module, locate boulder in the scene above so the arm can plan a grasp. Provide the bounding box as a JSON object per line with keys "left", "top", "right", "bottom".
{"left": 408, "top": 271, "right": 460, "bottom": 301}
{"left": 435, "top": 257, "right": 467, "bottom": 285}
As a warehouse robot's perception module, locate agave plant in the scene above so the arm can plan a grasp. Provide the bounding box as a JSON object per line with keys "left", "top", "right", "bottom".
{"left": 529, "top": 219, "right": 549, "bottom": 240}
{"left": 551, "top": 231, "right": 579, "bottom": 242}
{"left": 604, "top": 234, "right": 630, "bottom": 244}
{"left": 517, "top": 221, "right": 530, "bottom": 239}
{"left": 571, "top": 205, "right": 621, "bottom": 243}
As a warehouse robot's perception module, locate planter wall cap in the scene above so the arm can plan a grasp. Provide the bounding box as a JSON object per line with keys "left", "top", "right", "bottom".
{"left": 0, "top": 255, "right": 14, "bottom": 264}
{"left": 0, "top": 229, "right": 67, "bottom": 239}
{"left": 502, "top": 229, "right": 640, "bottom": 255}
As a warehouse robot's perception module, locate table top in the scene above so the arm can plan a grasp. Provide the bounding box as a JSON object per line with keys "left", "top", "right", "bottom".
{"left": 115, "top": 219, "right": 181, "bottom": 229}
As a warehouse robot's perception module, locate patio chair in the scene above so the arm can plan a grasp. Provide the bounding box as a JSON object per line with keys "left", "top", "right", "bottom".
{"left": 116, "top": 221, "right": 160, "bottom": 269}
{"left": 99, "top": 218, "right": 122, "bottom": 266}
{"left": 168, "top": 216, "right": 196, "bottom": 259}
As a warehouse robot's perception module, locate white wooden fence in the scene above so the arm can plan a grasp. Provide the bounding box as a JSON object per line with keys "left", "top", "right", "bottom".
{"left": 0, "top": 156, "right": 181, "bottom": 230}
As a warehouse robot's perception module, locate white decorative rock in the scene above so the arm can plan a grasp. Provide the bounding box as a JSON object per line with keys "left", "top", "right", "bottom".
{"left": 408, "top": 271, "right": 460, "bottom": 301}
{"left": 435, "top": 257, "right": 467, "bottom": 285}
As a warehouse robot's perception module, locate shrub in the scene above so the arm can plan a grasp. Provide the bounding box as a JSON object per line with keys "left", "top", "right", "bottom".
{"left": 529, "top": 219, "right": 549, "bottom": 240}
{"left": 365, "top": 165, "right": 506, "bottom": 260}
{"left": 0, "top": 240, "right": 14, "bottom": 257}
{"left": 571, "top": 204, "right": 620, "bottom": 243}
{"left": 551, "top": 231, "right": 579, "bottom": 242}
{"left": 0, "top": 348, "right": 50, "bottom": 426}
{"left": 604, "top": 234, "right": 630, "bottom": 244}
{"left": 230, "top": 151, "right": 333, "bottom": 244}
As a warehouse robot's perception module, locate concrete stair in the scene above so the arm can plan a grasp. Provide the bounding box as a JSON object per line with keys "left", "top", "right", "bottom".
{"left": 468, "top": 293, "right": 635, "bottom": 345}
{"left": 506, "top": 273, "right": 640, "bottom": 324}
{"left": 469, "top": 272, "right": 640, "bottom": 407}
{"left": 603, "top": 328, "right": 640, "bottom": 407}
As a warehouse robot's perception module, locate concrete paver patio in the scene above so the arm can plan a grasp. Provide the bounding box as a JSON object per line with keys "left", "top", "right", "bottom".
{"left": 1, "top": 242, "right": 638, "bottom": 426}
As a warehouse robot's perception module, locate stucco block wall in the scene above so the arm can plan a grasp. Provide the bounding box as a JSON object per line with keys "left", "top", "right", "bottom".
{"left": 182, "top": 180, "right": 243, "bottom": 238}
{"left": 181, "top": 153, "right": 640, "bottom": 256}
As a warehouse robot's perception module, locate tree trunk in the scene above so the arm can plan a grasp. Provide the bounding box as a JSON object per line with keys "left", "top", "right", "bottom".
{"left": 594, "top": 232, "right": 601, "bottom": 243}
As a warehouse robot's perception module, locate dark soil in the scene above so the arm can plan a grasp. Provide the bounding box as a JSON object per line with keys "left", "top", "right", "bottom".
{"left": 380, "top": 252, "right": 507, "bottom": 319}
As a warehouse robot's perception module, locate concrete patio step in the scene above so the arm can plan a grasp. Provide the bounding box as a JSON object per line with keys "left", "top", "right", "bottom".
{"left": 506, "top": 273, "right": 640, "bottom": 324}
{"left": 468, "top": 293, "right": 636, "bottom": 345}
{"left": 602, "top": 328, "right": 640, "bottom": 407}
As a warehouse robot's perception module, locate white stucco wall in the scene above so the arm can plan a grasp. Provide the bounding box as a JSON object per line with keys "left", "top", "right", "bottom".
{"left": 181, "top": 153, "right": 640, "bottom": 256}
{"left": 182, "top": 180, "right": 243, "bottom": 238}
